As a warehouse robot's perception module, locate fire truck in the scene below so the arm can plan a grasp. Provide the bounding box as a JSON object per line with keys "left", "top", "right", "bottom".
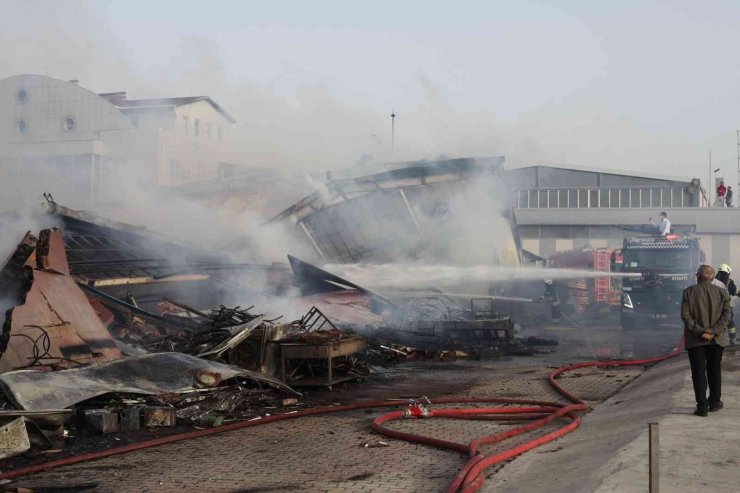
{"left": 618, "top": 235, "right": 703, "bottom": 330}
{"left": 548, "top": 248, "right": 623, "bottom": 316}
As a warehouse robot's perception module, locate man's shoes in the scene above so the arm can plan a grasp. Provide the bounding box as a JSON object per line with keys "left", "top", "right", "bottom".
{"left": 694, "top": 408, "right": 708, "bottom": 417}
{"left": 709, "top": 401, "right": 724, "bottom": 412}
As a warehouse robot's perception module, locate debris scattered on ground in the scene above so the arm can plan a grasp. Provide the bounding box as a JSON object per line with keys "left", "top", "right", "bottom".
{"left": 0, "top": 200, "right": 552, "bottom": 462}
{"left": 0, "top": 418, "right": 31, "bottom": 460}
{"left": 362, "top": 440, "right": 389, "bottom": 448}
{"left": 0, "top": 352, "right": 296, "bottom": 411}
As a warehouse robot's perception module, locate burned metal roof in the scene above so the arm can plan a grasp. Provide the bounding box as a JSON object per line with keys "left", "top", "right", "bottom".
{"left": 42, "top": 202, "right": 222, "bottom": 286}
{"left": 271, "top": 157, "right": 504, "bottom": 224}
{"left": 271, "top": 157, "right": 515, "bottom": 264}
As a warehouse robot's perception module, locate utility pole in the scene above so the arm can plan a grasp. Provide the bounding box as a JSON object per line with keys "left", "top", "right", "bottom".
{"left": 709, "top": 151, "right": 712, "bottom": 207}
{"left": 391, "top": 109, "right": 396, "bottom": 154}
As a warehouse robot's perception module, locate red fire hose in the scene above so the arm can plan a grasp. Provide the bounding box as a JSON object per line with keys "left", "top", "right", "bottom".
{"left": 0, "top": 339, "right": 684, "bottom": 491}
{"left": 373, "top": 338, "right": 685, "bottom": 493}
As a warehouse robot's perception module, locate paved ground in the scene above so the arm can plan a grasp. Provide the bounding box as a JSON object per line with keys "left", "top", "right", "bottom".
{"left": 595, "top": 346, "right": 740, "bottom": 493}
{"left": 7, "top": 362, "right": 642, "bottom": 493}
{"left": 3, "top": 322, "right": 686, "bottom": 493}
{"left": 489, "top": 346, "right": 740, "bottom": 493}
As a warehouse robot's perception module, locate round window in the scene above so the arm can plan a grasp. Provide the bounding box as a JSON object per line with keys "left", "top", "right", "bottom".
{"left": 16, "top": 88, "right": 29, "bottom": 103}
{"left": 16, "top": 120, "right": 27, "bottom": 134}
{"left": 62, "top": 116, "right": 76, "bottom": 132}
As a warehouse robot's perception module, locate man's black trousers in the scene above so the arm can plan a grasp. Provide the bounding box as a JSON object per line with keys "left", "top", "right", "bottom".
{"left": 687, "top": 344, "right": 724, "bottom": 411}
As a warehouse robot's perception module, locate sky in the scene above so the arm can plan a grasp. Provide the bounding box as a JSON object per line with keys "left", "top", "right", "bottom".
{"left": 3, "top": 0, "right": 740, "bottom": 181}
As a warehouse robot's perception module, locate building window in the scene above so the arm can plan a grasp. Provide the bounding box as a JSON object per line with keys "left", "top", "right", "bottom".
{"left": 16, "top": 88, "right": 29, "bottom": 104}
{"left": 15, "top": 120, "right": 27, "bottom": 134}
{"left": 217, "top": 125, "right": 223, "bottom": 143}
{"left": 558, "top": 190, "right": 568, "bottom": 208}
{"left": 539, "top": 190, "right": 548, "bottom": 208}
{"left": 641, "top": 189, "right": 651, "bottom": 208}
{"left": 589, "top": 190, "right": 599, "bottom": 208}
{"left": 620, "top": 189, "right": 629, "bottom": 208}
{"left": 568, "top": 189, "right": 578, "bottom": 208}
{"left": 62, "top": 116, "right": 76, "bottom": 132}
{"left": 652, "top": 188, "right": 662, "bottom": 207}
{"left": 194, "top": 118, "right": 200, "bottom": 137}
{"left": 518, "top": 191, "right": 528, "bottom": 208}
{"left": 183, "top": 116, "right": 189, "bottom": 135}
{"left": 671, "top": 188, "right": 683, "bottom": 207}
{"left": 529, "top": 190, "right": 539, "bottom": 208}
{"left": 609, "top": 189, "right": 620, "bottom": 208}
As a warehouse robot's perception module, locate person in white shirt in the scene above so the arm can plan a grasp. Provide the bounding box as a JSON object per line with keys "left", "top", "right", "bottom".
{"left": 650, "top": 211, "right": 671, "bottom": 236}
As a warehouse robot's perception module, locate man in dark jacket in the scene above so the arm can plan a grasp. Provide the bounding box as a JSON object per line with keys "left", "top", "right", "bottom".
{"left": 681, "top": 264, "right": 732, "bottom": 416}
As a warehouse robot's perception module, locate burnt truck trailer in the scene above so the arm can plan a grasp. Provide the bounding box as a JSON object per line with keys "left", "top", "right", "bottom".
{"left": 619, "top": 235, "right": 703, "bottom": 330}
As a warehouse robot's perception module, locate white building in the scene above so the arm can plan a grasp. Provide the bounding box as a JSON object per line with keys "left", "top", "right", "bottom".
{"left": 0, "top": 74, "right": 235, "bottom": 209}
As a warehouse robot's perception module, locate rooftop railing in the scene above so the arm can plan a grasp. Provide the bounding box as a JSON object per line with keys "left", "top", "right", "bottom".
{"left": 514, "top": 187, "right": 698, "bottom": 209}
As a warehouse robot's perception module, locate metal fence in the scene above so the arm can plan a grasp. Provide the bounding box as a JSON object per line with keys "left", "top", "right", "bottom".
{"left": 515, "top": 187, "right": 694, "bottom": 209}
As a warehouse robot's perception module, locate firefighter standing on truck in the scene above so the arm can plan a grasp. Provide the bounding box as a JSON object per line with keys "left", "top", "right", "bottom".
{"left": 715, "top": 264, "right": 737, "bottom": 345}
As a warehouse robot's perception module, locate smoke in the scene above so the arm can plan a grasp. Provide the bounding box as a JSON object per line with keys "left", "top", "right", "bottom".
{"left": 1, "top": 1, "right": 738, "bottom": 179}
{"left": 0, "top": 2, "right": 719, "bottom": 294}
{"left": 0, "top": 208, "right": 46, "bottom": 262}
{"left": 85, "top": 172, "right": 314, "bottom": 264}
{"left": 417, "top": 170, "right": 517, "bottom": 266}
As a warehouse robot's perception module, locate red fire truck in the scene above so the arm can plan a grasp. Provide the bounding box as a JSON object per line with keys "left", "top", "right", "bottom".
{"left": 548, "top": 247, "right": 623, "bottom": 316}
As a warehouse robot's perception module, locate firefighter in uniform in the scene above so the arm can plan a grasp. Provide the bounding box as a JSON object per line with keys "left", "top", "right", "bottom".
{"left": 715, "top": 264, "right": 737, "bottom": 345}
{"left": 542, "top": 279, "right": 561, "bottom": 325}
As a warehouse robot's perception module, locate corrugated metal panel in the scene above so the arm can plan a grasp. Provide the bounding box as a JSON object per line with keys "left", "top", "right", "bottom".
{"left": 0, "top": 228, "right": 122, "bottom": 373}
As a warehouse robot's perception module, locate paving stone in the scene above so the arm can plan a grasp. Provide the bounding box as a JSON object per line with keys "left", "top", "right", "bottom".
{"left": 14, "top": 366, "right": 642, "bottom": 493}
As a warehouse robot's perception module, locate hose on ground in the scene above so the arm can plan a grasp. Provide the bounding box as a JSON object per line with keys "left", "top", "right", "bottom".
{"left": 370, "top": 337, "right": 684, "bottom": 493}
{"left": 0, "top": 338, "right": 685, "bottom": 492}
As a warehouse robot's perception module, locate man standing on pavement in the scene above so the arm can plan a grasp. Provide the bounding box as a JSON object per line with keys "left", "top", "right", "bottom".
{"left": 681, "top": 264, "right": 732, "bottom": 416}
{"left": 726, "top": 186, "right": 734, "bottom": 208}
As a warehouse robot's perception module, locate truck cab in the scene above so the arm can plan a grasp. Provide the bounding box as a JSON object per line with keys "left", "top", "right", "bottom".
{"left": 619, "top": 235, "right": 703, "bottom": 330}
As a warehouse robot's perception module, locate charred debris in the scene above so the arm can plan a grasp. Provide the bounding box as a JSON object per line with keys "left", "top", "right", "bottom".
{"left": 0, "top": 160, "right": 554, "bottom": 460}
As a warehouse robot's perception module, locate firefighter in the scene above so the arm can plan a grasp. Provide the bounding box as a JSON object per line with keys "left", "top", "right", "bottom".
{"left": 541, "top": 279, "right": 561, "bottom": 325}
{"left": 715, "top": 264, "right": 737, "bottom": 345}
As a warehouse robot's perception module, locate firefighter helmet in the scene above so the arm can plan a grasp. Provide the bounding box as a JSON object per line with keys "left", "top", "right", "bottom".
{"left": 544, "top": 279, "right": 554, "bottom": 285}
{"left": 718, "top": 264, "right": 732, "bottom": 275}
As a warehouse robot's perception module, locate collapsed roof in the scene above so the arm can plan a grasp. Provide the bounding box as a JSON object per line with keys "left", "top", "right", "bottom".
{"left": 271, "top": 157, "right": 520, "bottom": 265}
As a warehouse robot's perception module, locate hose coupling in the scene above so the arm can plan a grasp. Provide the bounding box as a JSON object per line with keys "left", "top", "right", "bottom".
{"left": 403, "top": 396, "right": 432, "bottom": 418}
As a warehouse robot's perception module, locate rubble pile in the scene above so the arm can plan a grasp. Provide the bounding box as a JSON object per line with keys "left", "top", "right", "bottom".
{"left": 0, "top": 229, "right": 122, "bottom": 373}
{"left": 0, "top": 198, "right": 550, "bottom": 463}
{"left": 0, "top": 212, "right": 314, "bottom": 460}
